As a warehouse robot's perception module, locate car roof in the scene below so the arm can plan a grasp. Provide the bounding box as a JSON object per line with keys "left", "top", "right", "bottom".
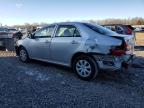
{"left": 43, "top": 22, "right": 84, "bottom": 28}
{"left": 103, "top": 24, "right": 124, "bottom": 26}
{"left": 53, "top": 22, "right": 83, "bottom": 25}
{"left": 102, "top": 24, "right": 133, "bottom": 26}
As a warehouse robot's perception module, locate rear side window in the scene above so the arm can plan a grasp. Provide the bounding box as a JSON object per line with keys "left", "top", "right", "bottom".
{"left": 55, "top": 25, "right": 81, "bottom": 37}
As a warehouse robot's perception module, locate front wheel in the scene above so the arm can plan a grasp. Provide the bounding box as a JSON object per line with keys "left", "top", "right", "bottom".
{"left": 19, "top": 47, "right": 30, "bottom": 63}
{"left": 72, "top": 55, "right": 99, "bottom": 81}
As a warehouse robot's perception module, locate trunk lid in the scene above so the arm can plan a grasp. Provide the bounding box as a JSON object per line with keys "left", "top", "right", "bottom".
{"left": 108, "top": 34, "right": 135, "bottom": 55}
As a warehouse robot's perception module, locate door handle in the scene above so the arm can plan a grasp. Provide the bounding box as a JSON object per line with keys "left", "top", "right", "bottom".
{"left": 45, "top": 40, "right": 51, "bottom": 43}
{"left": 71, "top": 40, "right": 78, "bottom": 44}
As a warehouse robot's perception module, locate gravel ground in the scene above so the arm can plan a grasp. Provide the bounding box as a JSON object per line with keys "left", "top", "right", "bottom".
{"left": 0, "top": 48, "right": 144, "bottom": 108}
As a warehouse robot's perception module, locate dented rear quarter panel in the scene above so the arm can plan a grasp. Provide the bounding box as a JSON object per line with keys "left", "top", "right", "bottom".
{"left": 74, "top": 23, "right": 123, "bottom": 55}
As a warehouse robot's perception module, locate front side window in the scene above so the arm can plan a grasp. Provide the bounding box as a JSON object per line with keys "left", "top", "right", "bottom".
{"left": 55, "top": 25, "right": 80, "bottom": 37}
{"left": 35, "top": 26, "right": 55, "bottom": 38}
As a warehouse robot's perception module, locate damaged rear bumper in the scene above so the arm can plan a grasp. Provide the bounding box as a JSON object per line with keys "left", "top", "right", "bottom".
{"left": 93, "top": 54, "right": 134, "bottom": 71}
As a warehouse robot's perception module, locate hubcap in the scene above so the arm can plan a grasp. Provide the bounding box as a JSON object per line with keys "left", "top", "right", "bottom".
{"left": 76, "top": 60, "right": 92, "bottom": 77}
{"left": 20, "top": 49, "right": 27, "bottom": 61}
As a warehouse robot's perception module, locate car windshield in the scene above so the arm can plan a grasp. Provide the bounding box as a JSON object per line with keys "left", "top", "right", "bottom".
{"left": 83, "top": 23, "right": 116, "bottom": 35}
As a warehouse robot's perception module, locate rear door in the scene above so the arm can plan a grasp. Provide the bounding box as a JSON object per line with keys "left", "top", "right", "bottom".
{"left": 50, "top": 25, "right": 82, "bottom": 65}
{"left": 28, "top": 26, "right": 55, "bottom": 60}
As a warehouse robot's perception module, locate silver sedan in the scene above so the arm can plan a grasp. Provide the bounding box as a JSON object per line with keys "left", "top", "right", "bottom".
{"left": 15, "top": 22, "right": 135, "bottom": 80}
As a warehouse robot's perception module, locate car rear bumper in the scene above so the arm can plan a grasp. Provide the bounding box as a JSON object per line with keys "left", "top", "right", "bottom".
{"left": 93, "top": 54, "right": 134, "bottom": 71}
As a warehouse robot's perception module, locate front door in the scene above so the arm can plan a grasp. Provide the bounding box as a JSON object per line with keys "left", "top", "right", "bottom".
{"left": 29, "top": 26, "right": 55, "bottom": 60}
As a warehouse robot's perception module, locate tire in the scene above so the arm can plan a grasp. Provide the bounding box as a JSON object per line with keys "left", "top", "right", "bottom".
{"left": 72, "top": 55, "right": 99, "bottom": 81}
{"left": 19, "top": 47, "right": 30, "bottom": 63}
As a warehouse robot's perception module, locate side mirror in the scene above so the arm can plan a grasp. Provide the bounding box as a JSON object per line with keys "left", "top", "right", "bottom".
{"left": 30, "top": 33, "right": 35, "bottom": 39}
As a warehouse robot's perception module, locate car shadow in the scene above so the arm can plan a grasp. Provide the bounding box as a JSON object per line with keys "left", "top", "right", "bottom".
{"left": 29, "top": 57, "right": 144, "bottom": 88}
{"left": 95, "top": 57, "right": 144, "bottom": 88}
{"left": 29, "top": 59, "right": 72, "bottom": 71}
{"left": 95, "top": 70, "right": 134, "bottom": 86}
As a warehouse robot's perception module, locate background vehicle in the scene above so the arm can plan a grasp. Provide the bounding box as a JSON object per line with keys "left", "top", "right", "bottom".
{"left": 7, "top": 28, "right": 19, "bottom": 38}
{"left": 8, "top": 28, "right": 18, "bottom": 33}
{"left": 0, "top": 27, "right": 19, "bottom": 38}
{"left": 0, "top": 27, "right": 18, "bottom": 51}
{"left": 16, "top": 22, "right": 135, "bottom": 80}
{"left": 0, "top": 39, "right": 5, "bottom": 50}
{"left": 20, "top": 29, "right": 28, "bottom": 35}
{"left": 0, "top": 27, "right": 9, "bottom": 38}
{"left": 0, "top": 28, "right": 8, "bottom": 50}
{"left": 141, "top": 27, "right": 144, "bottom": 31}
{"left": 103, "top": 24, "right": 135, "bottom": 35}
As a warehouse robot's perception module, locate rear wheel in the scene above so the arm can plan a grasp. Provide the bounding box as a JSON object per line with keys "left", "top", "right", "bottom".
{"left": 19, "top": 47, "right": 30, "bottom": 63}
{"left": 72, "top": 55, "right": 99, "bottom": 81}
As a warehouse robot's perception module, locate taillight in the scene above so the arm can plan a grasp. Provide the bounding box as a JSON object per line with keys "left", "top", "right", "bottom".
{"left": 127, "top": 27, "right": 132, "bottom": 35}
{"left": 110, "top": 49, "right": 125, "bottom": 56}
{"left": 110, "top": 39, "right": 133, "bottom": 56}
{"left": 110, "top": 46, "right": 125, "bottom": 56}
{"left": 124, "top": 40, "right": 132, "bottom": 54}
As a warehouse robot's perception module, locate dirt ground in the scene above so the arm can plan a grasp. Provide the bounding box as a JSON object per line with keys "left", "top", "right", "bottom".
{"left": 0, "top": 47, "right": 144, "bottom": 108}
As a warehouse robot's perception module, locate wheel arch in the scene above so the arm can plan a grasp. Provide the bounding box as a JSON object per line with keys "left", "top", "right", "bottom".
{"left": 70, "top": 52, "right": 96, "bottom": 67}
{"left": 15, "top": 45, "right": 27, "bottom": 56}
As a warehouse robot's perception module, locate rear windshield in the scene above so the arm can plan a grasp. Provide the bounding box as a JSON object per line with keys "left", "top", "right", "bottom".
{"left": 83, "top": 23, "right": 116, "bottom": 35}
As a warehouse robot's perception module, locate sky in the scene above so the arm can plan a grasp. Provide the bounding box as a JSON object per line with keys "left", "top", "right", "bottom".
{"left": 0, "top": 0, "right": 144, "bottom": 26}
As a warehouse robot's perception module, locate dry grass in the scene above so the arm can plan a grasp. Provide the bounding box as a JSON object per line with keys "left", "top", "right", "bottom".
{"left": 135, "top": 32, "right": 144, "bottom": 46}
{"left": 135, "top": 51, "right": 144, "bottom": 57}
{"left": 0, "top": 51, "right": 16, "bottom": 57}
